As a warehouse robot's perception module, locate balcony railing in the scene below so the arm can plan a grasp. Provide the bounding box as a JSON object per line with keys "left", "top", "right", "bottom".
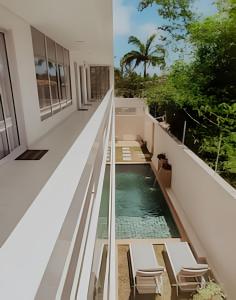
{"left": 0, "top": 89, "right": 115, "bottom": 300}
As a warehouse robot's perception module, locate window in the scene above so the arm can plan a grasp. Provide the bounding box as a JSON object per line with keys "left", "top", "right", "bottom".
{"left": 0, "top": 32, "right": 20, "bottom": 159}
{"left": 90, "top": 66, "right": 110, "bottom": 100}
{"left": 31, "top": 27, "right": 72, "bottom": 120}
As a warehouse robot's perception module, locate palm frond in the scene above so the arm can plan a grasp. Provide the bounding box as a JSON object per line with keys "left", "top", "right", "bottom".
{"left": 145, "top": 34, "right": 157, "bottom": 54}
{"left": 128, "top": 36, "right": 145, "bottom": 53}
{"left": 149, "top": 45, "right": 166, "bottom": 57}
{"left": 148, "top": 55, "right": 166, "bottom": 69}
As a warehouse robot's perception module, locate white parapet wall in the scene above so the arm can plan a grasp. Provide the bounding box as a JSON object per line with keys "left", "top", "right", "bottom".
{"left": 115, "top": 97, "right": 146, "bottom": 141}
{"left": 146, "top": 113, "right": 236, "bottom": 299}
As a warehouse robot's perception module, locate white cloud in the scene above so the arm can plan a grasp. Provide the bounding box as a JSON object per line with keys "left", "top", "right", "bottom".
{"left": 113, "top": 0, "right": 135, "bottom": 36}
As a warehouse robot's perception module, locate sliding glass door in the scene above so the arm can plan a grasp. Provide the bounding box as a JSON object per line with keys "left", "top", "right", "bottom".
{"left": 0, "top": 32, "right": 20, "bottom": 159}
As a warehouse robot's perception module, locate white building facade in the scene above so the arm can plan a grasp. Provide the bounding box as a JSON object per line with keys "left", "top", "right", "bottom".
{"left": 0, "top": 1, "right": 115, "bottom": 299}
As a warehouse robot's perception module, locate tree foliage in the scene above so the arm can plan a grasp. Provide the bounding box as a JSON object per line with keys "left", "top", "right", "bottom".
{"left": 120, "top": 34, "right": 165, "bottom": 77}
{"left": 143, "top": 0, "right": 236, "bottom": 186}
{"left": 115, "top": 0, "right": 236, "bottom": 186}
{"left": 138, "top": 0, "right": 195, "bottom": 49}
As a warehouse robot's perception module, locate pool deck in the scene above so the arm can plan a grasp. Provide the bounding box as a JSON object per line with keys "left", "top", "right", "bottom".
{"left": 118, "top": 241, "right": 194, "bottom": 300}
{"left": 116, "top": 141, "right": 152, "bottom": 164}
{"left": 115, "top": 141, "right": 211, "bottom": 299}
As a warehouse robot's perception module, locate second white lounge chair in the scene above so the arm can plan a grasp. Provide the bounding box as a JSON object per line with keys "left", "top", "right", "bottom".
{"left": 165, "top": 241, "right": 209, "bottom": 296}
{"left": 129, "top": 242, "right": 165, "bottom": 295}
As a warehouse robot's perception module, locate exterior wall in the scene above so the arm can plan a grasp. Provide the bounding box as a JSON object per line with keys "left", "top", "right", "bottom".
{"left": 144, "top": 114, "right": 154, "bottom": 153}
{"left": 115, "top": 98, "right": 146, "bottom": 141}
{"left": 150, "top": 117, "right": 236, "bottom": 299}
{"left": 0, "top": 4, "right": 77, "bottom": 146}
{"left": 115, "top": 115, "right": 144, "bottom": 141}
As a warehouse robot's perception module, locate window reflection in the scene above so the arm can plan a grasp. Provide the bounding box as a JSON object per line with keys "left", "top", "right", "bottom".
{"left": 90, "top": 66, "right": 110, "bottom": 100}
{"left": 31, "top": 27, "right": 72, "bottom": 120}
{"left": 88, "top": 166, "right": 110, "bottom": 299}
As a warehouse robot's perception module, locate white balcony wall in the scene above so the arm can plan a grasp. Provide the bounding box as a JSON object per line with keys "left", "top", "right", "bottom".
{"left": 0, "top": 90, "right": 113, "bottom": 300}
{"left": 150, "top": 118, "right": 236, "bottom": 299}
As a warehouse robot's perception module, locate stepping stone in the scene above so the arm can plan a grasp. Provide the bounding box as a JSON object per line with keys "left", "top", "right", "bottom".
{"left": 123, "top": 157, "right": 132, "bottom": 161}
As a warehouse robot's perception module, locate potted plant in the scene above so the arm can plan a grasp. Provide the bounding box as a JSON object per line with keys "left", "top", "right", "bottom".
{"left": 157, "top": 153, "right": 167, "bottom": 170}
{"left": 193, "top": 281, "right": 226, "bottom": 300}
{"left": 159, "top": 161, "right": 172, "bottom": 187}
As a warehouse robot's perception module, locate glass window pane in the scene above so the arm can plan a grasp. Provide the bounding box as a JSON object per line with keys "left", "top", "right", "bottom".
{"left": 46, "top": 37, "right": 56, "bottom": 61}
{"left": 31, "top": 28, "right": 72, "bottom": 118}
{"left": 56, "top": 44, "right": 64, "bottom": 65}
{"left": 58, "top": 64, "right": 67, "bottom": 107}
{"left": 63, "top": 48, "right": 69, "bottom": 65}
{"left": 46, "top": 38, "right": 60, "bottom": 113}
{"left": 63, "top": 49, "right": 72, "bottom": 101}
{"left": 88, "top": 166, "right": 110, "bottom": 299}
{"left": 0, "top": 95, "right": 10, "bottom": 159}
{"left": 31, "top": 27, "right": 52, "bottom": 120}
{"left": 0, "top": 32, "right": 20, "bottom": 153}
{"left": 90, "top": 66, "right": 110, "bottom": 100}
{"left": 31, "top": 27, "right": 45, "bottom": 57}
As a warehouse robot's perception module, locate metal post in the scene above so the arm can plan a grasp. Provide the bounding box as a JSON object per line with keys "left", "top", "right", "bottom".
{"left": 215, "top": 132, "right": 223, "bottom": 173}
{"left": 182, "top": 120, "right": 187, "bottom": 144}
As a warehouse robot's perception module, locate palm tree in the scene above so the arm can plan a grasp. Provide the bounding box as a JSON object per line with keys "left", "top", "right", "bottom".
{"left": 121, "top": 34, "right": 165, "bottom": 77}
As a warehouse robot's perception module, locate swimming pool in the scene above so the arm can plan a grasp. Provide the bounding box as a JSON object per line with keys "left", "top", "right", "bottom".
{"left": 116, "top": 164, "right": 179, "bottom": 239}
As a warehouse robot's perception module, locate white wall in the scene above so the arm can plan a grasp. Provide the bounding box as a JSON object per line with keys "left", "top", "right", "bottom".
{"left": 115, "top": 115, "right": 144, "bottom": 141}
{"left": 0, "top": 4, "right": 81, "bottom": 146}
{"left": 144, "top": 114, "right": 154, "bottom": 153}
{"left": 151, "top": 119, "right": 236, "bottom": 299}
{"left": 115, "top": 98, "right": 146, "bottom": 141}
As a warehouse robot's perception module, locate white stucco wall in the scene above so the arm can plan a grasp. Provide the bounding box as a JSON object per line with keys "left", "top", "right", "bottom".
{"left": 115, "top": 115, "right": 144, "bottom": 141}
{"left": 0, "top": 5, "right": 77, "bottom": 146}
{"left": 144, "top": 114, "right": 154, "bottom": 153}
{"left": 115, "top": 98, "right": 146, "bottom": 141}
{"left": 151, "top": 119, "right": 236, "bottom": 299}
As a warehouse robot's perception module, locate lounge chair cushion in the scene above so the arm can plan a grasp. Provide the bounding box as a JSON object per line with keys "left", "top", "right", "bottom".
{"left": 182, "top": 264, "right": 208, "bottom": 270}
{"left": 138, "top": 267, "right": 165, "bottom": 272}
{"left": 136, "top": 269, "right": 164, "bottom": 277}
{"left": 179, "top": 266, "right": 208, "bottom": 277}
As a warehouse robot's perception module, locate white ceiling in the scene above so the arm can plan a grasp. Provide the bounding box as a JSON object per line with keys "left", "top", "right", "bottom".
{"left": 0, "top": 0, "right": 113, "bottom": 53}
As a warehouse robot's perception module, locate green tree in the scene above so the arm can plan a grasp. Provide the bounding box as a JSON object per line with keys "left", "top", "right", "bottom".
{"left": 121, "top": 34, "right": 165, "bottom": 77}
{"left": 144, "top": 0, "right": 236, "bottom": 186}
{"left": 138, "top": 0, "right": 195, "bottom": 50}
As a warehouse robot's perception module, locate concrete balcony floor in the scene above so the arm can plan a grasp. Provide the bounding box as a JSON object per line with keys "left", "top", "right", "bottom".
{"left": 0, "top": 101, "right": 100, "bottom": 246}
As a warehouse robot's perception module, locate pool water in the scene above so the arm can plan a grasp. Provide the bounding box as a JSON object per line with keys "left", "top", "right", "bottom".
{"left": 116, "top": 164, "right": 180, "bottom": 239}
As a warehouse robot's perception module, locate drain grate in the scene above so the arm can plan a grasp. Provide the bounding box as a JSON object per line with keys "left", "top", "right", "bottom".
{"left": 16, "top": 150, "right": 48, "bottom": 160}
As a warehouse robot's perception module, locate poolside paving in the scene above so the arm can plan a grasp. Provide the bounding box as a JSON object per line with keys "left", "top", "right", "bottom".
{"left": 116, "top": 216, "right": 175, "bottom": 239}
{"left": 116, "top": 141, "right": 152, "bottom": 163}
{"left": 118, "top": 244, "right": 193, "bottom": 300}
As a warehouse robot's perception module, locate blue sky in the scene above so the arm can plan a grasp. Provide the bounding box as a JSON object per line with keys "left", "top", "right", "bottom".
{"left": 113, "top": 0, "right": 217, "bottom": 75}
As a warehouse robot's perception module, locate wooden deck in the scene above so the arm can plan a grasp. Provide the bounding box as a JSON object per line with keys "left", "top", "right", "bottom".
{"left": 118, "top": 244, "right": 193, "bottom": 300}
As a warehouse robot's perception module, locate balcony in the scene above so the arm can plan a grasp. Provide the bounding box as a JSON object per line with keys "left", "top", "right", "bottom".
{"left": 0, "top": 90, "right": 116, "bottom": 299}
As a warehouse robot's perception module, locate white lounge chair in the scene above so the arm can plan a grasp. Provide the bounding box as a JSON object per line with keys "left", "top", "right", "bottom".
{"left": 165, "top": 241, "right": 209, "bottom": 296}
{"left": 129, "top": 243, "right": 165, "bottom": 295}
